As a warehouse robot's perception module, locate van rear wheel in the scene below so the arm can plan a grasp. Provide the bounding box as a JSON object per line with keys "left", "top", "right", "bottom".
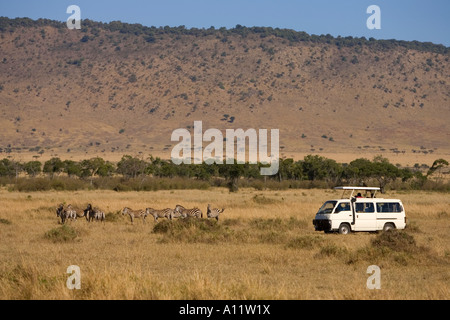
{"left": 383, "top": 223, "right": 395, "bottom": 232}
{"left": 338, "top": 223, "right": 351, "bottom": 235}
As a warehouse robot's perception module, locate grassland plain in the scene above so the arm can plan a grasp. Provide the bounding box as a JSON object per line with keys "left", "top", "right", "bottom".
{"left": 0, "top": 188, "right": 448, "bottom": 300}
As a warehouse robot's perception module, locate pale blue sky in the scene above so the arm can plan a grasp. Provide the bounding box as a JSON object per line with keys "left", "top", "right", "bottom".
{"left": 1, "top": 0, "right": 449, "bottom": 46}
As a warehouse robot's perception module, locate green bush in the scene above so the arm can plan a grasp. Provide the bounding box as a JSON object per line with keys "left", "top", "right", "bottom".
{"left": 371, "top": 230, "right": 419, "bottom": 253}
{"left": 44, "top": 225, "right": 79, "bottom": 243}
{"left": 0, "top": 218, "right": 12, "bottom": 225}
{"left": 346, "top": 230, "right": 428, "bottom": 265}
{"left": 13, "top": 177, "right": 86, "bottom": 192}
{"left": 14, "top": 178, "right": 51, "bottom": 191}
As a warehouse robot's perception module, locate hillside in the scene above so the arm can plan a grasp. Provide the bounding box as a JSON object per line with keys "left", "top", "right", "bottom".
{"left": 0, "top": 18, "right": 449, "bottom": 166}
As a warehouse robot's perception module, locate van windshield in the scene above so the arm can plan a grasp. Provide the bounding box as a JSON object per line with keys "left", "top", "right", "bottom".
{"left": 317, "top": 201, "right": 337, "bottom": 214}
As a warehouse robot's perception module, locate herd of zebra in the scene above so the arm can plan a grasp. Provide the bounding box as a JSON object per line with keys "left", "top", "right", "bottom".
{"left": 56, "top": 203, "right": 225, "bottom": 225}
{"left": 56, "top": 203, "right": 105, "bottom": 224}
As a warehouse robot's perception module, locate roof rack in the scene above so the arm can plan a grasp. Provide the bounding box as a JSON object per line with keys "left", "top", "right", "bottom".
{"left": 334, "top": 186, "right": 380, "bottom": 199}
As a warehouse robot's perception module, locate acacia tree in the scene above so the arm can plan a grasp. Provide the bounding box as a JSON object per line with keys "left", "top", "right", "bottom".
{"left": 116, "top": 155, "right": 147, "bottom": 178}
{"left": 63, "top": 160, "right": 82, "bottom": 177}
{"left": 427, "top": 159, "right": 449, "bottom": 179}
{"left": 23, "top": 161, "right": 42, "bottom": 177}
{"left": 0, "top": 158, "right": 16, "bottom": 177}
{"left": 343, "top": 158, "right": 374, "bottom": 185}
{"left": 219, "top": 160, "right": 245, "bottom": 192}
{"left": 43, "top": 157, "right": 64, "bottom": 178}
{"left": 302, "top": 155, "right": 341, "bottom": 182}
{"left": 371, "top": 156, "right": 401, "bottom": 192}
{"left": 277, "top": 158, "right": 295, "bottom": 182}
{"left": 81, "top": 157, "right": 115, "bottom": 178}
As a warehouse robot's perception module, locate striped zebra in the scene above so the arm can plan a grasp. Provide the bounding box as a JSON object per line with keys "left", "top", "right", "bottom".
{"left": 86, "top": 204, "right": 105, "bottom": 223}
{"left": 93, "top": 210, "right": 105, "bottom": 222}
{"left": 66, "top": 204, "right": 88, "bottom": 219}
{"left": 122, "top": 207, "right": 147, "bottom": 224}
{"left": 65, "top": 205, "right": 78, "bottom": 222}
{"left": 56, "top": 204, "right": 67, "bottom": 224}
{"left": 206, "top": 204, "right": 225, "bottom": 221}
{"left": 56, "top": 204, "right": 76, "bottom": 224}
{"left": 145, "top": 207, "right": 174, "bottom": 222}
{"left": 170, "top": 209, "right": 184, "bottom": 220}
{"left": 174, "top": 204, "right": 203, "bottom": 219}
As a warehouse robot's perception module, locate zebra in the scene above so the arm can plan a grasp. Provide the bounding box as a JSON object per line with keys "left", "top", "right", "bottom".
{"left": 56, "top": 204, "right": 76, "bottom": 224}
{"left": 122, "top": 207, "right": 147, "bottom": 224}
{"left": 93, "top": 210, "right": 105, "bottom": 222}
{"left": 56, "top": 204, "right": 67, "bottom": 224}
{"left": 206, "top": 204, "right": 225, "bottom": 221}
{"left": 170, "top": 209, "right": 184, "bottom": 220}
{"left": 85, "top": 204, "right": 105, "bottom": 223}
{"left": 174, "top": 204, "right": 203, "bottom": 219}
{"left": 65, "top": 205, "right": 78, "bottom": 222}
{"left": 66, "top": 204, "right": 87, "bottom": 220}
{"left": 145, "top": 207, "right": 174, "bottom": 222}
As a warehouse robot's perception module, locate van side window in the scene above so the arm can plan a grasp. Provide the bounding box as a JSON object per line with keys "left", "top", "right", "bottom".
{"left": 334, "top": 202, "right": 350, "bottom": 213}
{"left": 376, "top": 202, "right": 403, "bottom": 213}
{"left": 356, "top": 203, "right": 374, "bottom": 213}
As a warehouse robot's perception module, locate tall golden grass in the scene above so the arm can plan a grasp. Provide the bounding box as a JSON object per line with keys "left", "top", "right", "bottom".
{"left": 0, "top": 188, "right": 448, "bottom": 299}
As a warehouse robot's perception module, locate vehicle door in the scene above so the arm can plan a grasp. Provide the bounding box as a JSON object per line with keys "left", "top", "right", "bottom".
{"left": 332, "top": 201, "right": 352, "bottom": 228}
{"left": 353, "top": 201, "right": 377, "bottom": 230}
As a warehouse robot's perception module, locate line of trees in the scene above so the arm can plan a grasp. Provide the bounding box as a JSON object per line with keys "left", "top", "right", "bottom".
{"left": 0, "top": 155, "right": 448, "bottom": 192}
{"left": 1, "top": 17, "right": 448, "bottom": 55}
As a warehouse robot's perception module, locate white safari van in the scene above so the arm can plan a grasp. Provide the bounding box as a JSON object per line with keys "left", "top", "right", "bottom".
{"left": 312, "top": 187, "right": 407, "bottom": 234}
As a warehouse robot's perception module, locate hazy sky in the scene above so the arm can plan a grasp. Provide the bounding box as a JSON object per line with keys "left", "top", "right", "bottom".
{"left": 1, "top": 0, "right": 449, "bottom": 46}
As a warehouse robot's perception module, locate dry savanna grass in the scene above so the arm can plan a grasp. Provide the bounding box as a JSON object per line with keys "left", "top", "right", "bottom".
{"left": 0, "top": 188, "right": 448, "bottom": 300}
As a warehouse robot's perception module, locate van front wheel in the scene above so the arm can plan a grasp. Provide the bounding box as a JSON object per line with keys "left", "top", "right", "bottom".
{"left": 338, "top": 223, "right": 351, "bottom": 235}
{"left": 383, "top": 223, "right": 395, "bottom": 232}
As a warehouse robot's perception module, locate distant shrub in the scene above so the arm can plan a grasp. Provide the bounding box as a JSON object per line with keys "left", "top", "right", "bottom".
{"left": 0, "top": 218, "right": 12, "bottom": 225}
{"left": 14, "top": 178, "right": 51, "bottom": 191}
{"left": 144, "top": 35, "right": 156, "bottom": 43}
{"left": 346, "top": 230, "right": 428, "bottom": 265}
{"left": 371, "top": 230, "right": 420, "bottom": 253}
{"left": 45, "top": 225, "right": 79, "bottom": 243}
{"left": 13, "top": 177, "right": 86, "bottom": 192}
{"left": 66, "top": 58, "right": 84, "bottom": 66}
{"left": 128, "top": 74, "right": 137, "bottom": 83}
{"left": 317, "top": 243, "right": 348, "bottom": 257}
{"left": 286, "top": 235, "right": 322, "bottom": 250}
{"left": 153, "top": 219, "right": 232, "bottom": 244}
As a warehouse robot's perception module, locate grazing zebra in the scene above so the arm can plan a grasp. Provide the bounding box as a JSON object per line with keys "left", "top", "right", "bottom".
{"left": 170, "top": 210, "right": 184, "bottom": 219}
{"left": 145, "top": 207, "right": 174, "bottom": 222}
{"left": 56, "top": 204, "right": 76, "bottom": 224}
{"left": 56, "top": 204, "right": 67, "bottom": 224}
{"left": 206, "top": 204, "right": 225, "bottom": 221}
{"left": 85, "top": 204, "right": 105, "bottom": 223}
{"left": 122, "top": 207, "right": 147, "bottom": 224}
{"left": 94, "top": 210, "right": 105, "bottom": 222}
{"left": 66, "top": 204, "right": 87, "bottom": 220}
{"left": 174, "top": 204, "right": 203, "bottom": 219}
{"left": 65, "top": 205, "right": 78, "bottom": 222}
